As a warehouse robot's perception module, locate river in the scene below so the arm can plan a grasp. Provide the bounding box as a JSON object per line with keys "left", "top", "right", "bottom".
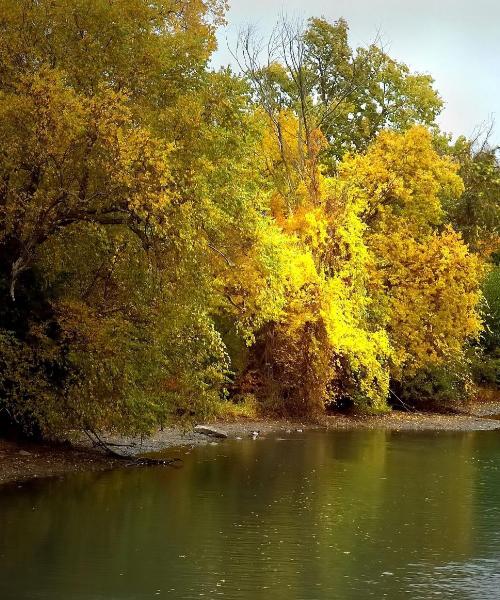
{"left": 1, "top": 429, "right": 500, "bottom": 599}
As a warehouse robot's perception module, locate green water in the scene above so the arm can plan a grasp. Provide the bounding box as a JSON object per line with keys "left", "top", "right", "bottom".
{"left": 1, "top": 430, "right": 500, "bottom": 600}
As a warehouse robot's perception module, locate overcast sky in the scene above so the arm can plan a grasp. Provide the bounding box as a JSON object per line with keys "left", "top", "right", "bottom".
{"left": 212, "top": 0, "right": 500, "bottom": 145}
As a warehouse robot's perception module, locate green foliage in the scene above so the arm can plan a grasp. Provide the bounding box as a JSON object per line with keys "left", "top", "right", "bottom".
{"left": 446, "top": 139, "right": 500, "bottom": 255}
{"left": 395, "top": 359, "right": 473, "bottom": 411}
{"left": 242, "top": 17, "right": 442, "bottom": 170}
{"left": 469, "top": 265, "right": 500, "bottom": 390}
{"left": 482, "top": 265, "right": 500, "bottom": 352}
{"left": 305, "top": 18, "right": 442, "bottom": 162}
{"left": 470, "top": 352, "right": 500, "bottom": 388}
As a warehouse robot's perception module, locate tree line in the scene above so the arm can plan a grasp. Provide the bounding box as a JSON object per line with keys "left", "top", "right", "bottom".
{"left": 0, "top": 1, "right": 498, "bottom": 437}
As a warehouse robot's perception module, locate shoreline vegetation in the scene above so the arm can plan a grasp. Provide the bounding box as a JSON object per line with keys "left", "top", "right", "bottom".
{"left": 0, "top": 3, "right": 498, "bottom": 451}
{"left": 2, "top": 394, "right": 500, "bottom": 488}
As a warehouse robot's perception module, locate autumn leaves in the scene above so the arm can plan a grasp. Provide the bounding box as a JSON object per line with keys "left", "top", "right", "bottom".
{"left": 0, "top": 3, "right": 493, "bottom": 434}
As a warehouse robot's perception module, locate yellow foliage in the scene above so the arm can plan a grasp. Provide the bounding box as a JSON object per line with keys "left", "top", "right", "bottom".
{"left": 339, "top": 126, "right": 464, "bottom": 234}
{"left": 257, "top": 110, "right": 393, "bottom": 412}
{"left": 369, "top": 227, "right": 484, "bottom": 373}
{"left": 0, "top": 67, "right": 173, "bottom": 252}
{"left": 220, "top": 219, "right": 320, "bottom": 343}
{"left": 340, "top": 127, "right": 484, "bottom": 376}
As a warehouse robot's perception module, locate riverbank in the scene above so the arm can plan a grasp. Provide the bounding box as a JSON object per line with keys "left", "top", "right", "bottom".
{"left": 0, "top": 438, "right": 123, "bottom": 487}
{"left": 2, "top": 396, "right": 500, "bottom": 487}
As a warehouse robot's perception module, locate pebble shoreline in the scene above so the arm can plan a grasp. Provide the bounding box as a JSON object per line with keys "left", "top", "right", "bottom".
{"left": 2, "top": 399, "right": 500, "bottom": 487}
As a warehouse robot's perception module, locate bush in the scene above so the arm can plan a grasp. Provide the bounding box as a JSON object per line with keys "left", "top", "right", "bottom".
{"left": 470, "top": 350, "right": 500, "bottom": 388}
{"left": 482, "top": 265, "right": 500, "bottom": 353}
{"left": 394, "top": 360, "right": 473, "bottom": 411}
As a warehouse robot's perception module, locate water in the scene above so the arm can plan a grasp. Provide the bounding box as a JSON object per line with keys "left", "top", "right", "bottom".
{"left": 1, "top": 429, "right": 500, "bottom": 600}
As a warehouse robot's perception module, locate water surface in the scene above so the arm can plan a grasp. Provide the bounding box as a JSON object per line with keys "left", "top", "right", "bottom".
{"left": 1, "top": 429, "right": 500, "bottom": 599}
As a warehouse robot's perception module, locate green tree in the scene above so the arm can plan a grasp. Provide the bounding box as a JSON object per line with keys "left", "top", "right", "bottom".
{"left": 239, "top": 17, "right": 442, "bottom": 170}
{"left": 446, "top": 137, "right": 500, "bottom": 256}
{"left": 0, "top": 0, "right": 274, "bottom": 435}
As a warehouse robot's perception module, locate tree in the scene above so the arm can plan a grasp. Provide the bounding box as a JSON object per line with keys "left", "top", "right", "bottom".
{"left": 238, "top": 17, "right": 442, "bottom": 170}
{"left": 0, "top": 6, "right": 491, "bottom": 432}
{"left": 0, "top": 0, "right": 276, "bottom": 435}
{"left": 446, "top": 136, "right": 500, "bottom": 256}
{"left": 339, "top": 127, "right": 484, "bottom": 377}
{"left": 245, "top": 110, "right": 392, "bottom": 415}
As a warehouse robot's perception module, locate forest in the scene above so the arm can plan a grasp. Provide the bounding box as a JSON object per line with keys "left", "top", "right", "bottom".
{"left": 0, "top": 0, "right": 499, "bottom": 438}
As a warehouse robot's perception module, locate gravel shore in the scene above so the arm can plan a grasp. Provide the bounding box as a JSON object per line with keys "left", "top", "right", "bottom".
{"left": 2, "top": 397, "right": 500, "bottom": 487}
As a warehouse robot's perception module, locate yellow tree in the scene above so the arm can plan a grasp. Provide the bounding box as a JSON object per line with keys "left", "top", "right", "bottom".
{"left": 251, "top": 110, "right": 392, "bottom": 415}
{"left": 339, "top": 127, "right": 484, "bottom": 377}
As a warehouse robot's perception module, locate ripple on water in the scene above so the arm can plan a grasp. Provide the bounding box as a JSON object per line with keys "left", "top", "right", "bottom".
{"left": 1, "top": 430, "right": 500, "bottom": 599}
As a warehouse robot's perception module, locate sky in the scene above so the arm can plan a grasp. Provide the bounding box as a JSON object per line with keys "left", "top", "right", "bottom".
{"left": 212, "top": 0, "right": 500, "bottom": 145}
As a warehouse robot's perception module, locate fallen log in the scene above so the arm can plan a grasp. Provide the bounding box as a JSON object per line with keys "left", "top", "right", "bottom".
{"left": 83, "top": 429, "right": 182, "bottom": 467}
{"left": 194, "top": 425, "right": 228, "bottom": 439}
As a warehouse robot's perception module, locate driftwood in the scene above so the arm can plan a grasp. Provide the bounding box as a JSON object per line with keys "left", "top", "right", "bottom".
{"left": 194, "top": 425, "right": 228, "bottom": 439}
{"left": 83, "top": 429, "right": 182, "bottom": 467}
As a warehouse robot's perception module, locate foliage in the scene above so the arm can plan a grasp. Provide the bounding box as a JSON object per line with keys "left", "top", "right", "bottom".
{"left": 0, "top": 6, "right": 491, "bottom": 433}
{"left": 339, "top": 128, "right": 484, "bottom": 376}
{"left": 240, "top": 17, "right": 442, "bottom": 170}
{"left": 0, "top": 0, "right": 265, "bottom": 435}
{"left": 482, "top": 265, "right": 500, "bottom": 352}
{"left": 437, "top": 133, "right": 500, "bottom": 392}
{"left": 470, "top": 265, "right": 500, "bottom": 389}
{"left": 396, "top": 359, "right": 474, "bottom": 410}
{"left": 446, "top": 138, "right": 500, "bottom": 256}
{"left": 251, "top": 111, "right": 393, "bottom": 416}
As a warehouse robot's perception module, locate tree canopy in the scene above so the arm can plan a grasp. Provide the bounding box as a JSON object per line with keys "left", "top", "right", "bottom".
{"left": 0, "top": 3, "right": 496, "bottom": 436}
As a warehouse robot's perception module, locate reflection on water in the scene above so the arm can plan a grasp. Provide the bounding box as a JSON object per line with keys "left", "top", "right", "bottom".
{"left": 1, "top": 429, "right": 500, "bottom": 599}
